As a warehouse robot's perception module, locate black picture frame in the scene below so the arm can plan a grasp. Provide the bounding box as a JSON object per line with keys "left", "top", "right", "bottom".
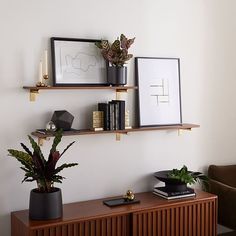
{"left": 51, "top": 37, "right": 108, "bottom": 86}
{"left": 135, "top": 57, "right": 182, "bottom": 127}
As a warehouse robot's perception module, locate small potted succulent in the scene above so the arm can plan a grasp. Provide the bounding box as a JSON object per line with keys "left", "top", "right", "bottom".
{"left": 95, "top": 34, "right": 135, "bottom": 86}
{"left": 155, "top": 165, "right": 209, "bottom": 192}
{"left": 8, "top": 130, "right": 78, "bottom": 220}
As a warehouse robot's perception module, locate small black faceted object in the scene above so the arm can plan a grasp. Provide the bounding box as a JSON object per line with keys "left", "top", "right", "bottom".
{"left": 51, "top": 110, "right": 74, "bottom": 131}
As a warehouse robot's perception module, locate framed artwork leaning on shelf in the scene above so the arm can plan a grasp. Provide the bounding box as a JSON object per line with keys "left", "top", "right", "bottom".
{"left": 135, "top": 57, "right": 182, "bottom": 126}
{"left": 51, "top": 37, "right": 107, "bottom": 86}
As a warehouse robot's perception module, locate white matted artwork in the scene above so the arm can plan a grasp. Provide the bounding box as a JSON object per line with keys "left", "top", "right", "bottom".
{"left": 135, "top": 57, "right": 182, "bottom": 126}
{"left": 51, "top": 38, "right": 107, "bottom": 86}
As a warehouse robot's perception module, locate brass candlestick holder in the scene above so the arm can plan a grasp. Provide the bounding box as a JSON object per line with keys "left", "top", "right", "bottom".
{"left": 36, "top": 75, "right": 49, "bottom": 87}
{"left": 36, "top": 81, "right": 46, "bottom": 87}
{"left": 43, "top": 74, "right": 49, "bottom": 86}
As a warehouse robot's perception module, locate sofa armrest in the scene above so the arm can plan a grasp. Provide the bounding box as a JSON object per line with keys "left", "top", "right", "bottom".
{"left": 208, "top": 165, "right": 236, "bottom": 187}
{"left": 209, "top": 179, "right": 236, "bottom": 229}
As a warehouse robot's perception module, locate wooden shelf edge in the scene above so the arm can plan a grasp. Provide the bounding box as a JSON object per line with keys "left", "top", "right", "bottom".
{"left": 23, "top": 85, "right": 138, "bottom": 91}
{"left": 31, "top": 123, "right": 199, "bottom": 139}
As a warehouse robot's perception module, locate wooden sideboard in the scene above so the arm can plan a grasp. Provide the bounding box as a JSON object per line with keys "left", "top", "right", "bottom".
{"left": 11, "top": 191, "right": 217, "bottom": 236}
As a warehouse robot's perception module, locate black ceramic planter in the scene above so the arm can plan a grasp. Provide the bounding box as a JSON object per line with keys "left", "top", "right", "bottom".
{"left": 154, "top": 170, "right": 189, "bottom": 192}
{"left": 29, "top": 187, "right": 62, "bottom": 220}
{"left": 107, "top": 66, "right": 127, "bottom": 86}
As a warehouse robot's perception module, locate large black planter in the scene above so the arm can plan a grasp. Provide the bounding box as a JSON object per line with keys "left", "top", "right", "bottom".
{"left": 154, "top": 170, "right": 188, "bottom": 192}
{"left": 29, "top": 187, "right": 62, "bottom": 220}
{"left": 107, "top": 66, "right": 127, "bottom": 86}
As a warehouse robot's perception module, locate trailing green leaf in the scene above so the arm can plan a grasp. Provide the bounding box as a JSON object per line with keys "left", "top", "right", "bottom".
{"left": 168, "top": 165, "right": 209, "bottom": 187}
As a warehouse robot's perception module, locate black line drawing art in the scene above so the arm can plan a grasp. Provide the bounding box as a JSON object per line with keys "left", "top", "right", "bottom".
{"left": 51, "top": 38, "right": 107, "bottom": 86}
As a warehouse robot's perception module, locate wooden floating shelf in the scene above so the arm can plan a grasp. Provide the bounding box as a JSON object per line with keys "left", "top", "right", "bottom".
{"left": 32, "top": 123, "right": 199, "bottom": 144}
{"left": 23, "top": 85, "right": 138, "bottom": 101}
{"left": 23, "top": 85, "right": 138, "bottom": 92}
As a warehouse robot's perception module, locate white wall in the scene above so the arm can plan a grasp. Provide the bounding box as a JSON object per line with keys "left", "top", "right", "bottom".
{"left": 1, "top": 0, "right": 236, "bottom": 235}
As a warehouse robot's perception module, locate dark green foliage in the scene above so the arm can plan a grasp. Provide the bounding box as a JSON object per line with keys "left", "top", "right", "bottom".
{"left": 7, "top": 130, "right": 78, "bottom": 192}
{"left": 95, "top": 34, "right": 135, "bottom": 67}
{"left": 168, "top": 165, "right": 209, "bottom": 190}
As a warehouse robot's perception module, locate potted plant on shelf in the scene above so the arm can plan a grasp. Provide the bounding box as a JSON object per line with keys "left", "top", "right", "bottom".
{"left": 7, "top": 130, "right": 78, "bottom": 220}
{"left": 95, "top": 34, "right": 135, "bottom": 86}
{"left": 154, "top": 165, "right": 209, "bottom": 192}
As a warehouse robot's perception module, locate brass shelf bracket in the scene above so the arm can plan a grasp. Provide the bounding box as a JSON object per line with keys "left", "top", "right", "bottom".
{"left": 38, "top": 137, "right": 50, "bottom": 146}
{"left": 178, "top": 127, "right": 192, "bottom": 136}
{"left": 116, "top": 133, "right": 121, "bottom": 141}
{"left": 116, "top": 88, "right": 128, "bottom": 100}
{"left": 29, "top": 89, "right": 39, "bottom": 102}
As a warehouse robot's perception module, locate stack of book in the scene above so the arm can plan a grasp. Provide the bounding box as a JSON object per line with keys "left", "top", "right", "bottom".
{"left": 153, "top": 186, "right": 196, "bottom": 200}
{"left": 98, "top": 100, "right": 125, "bottom": 131}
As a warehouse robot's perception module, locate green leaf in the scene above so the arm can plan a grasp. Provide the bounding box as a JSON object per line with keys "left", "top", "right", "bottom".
{"left": 20, "top": 143, "right": 33, "bottom": 157}
{"left": 60, "top": 141, "right": 75, "bottom": 158}
{"left": 28, "top": 135, "right": 45, "bottom": 164}
{"left": 54, "top": 163, "right": 78, "bottom": 175}
{"left": 8, "top": 149, "right": 33, "bottom": 169}
{"left": 111, "top": 40, "right": 121, "bottom": 52}
{"left": 95, "top": 41, "right": 102, "bottom": 49}
{"left": 50, "top": 129, "right": 62, "bottom": 153}
{"left": 100, "top": 40, "right": 110, "bottom": 51}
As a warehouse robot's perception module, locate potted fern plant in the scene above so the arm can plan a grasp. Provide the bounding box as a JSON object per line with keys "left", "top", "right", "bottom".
{"left": 95, "top": 34, "right": 135, "bottom": 86}
{"left": 8, "top": 130, "right": 78, "bottom": 220}
{"left": 154, "top": 165, "right": 209, "bottom": 192}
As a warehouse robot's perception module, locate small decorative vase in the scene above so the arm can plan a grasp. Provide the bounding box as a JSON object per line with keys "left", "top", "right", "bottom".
{"left": 29, "top": 187, "right": 62, "bottom": 220}
{"left": 107, "top": 66, "right": 127, "bottom": 86}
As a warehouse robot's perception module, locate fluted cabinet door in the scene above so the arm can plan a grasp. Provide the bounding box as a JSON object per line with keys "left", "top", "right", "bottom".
{"left": 30, "top": 214, "right": 130, "bottom": 236}
{"left": 132, "top": 200, "right": 217, "bottom": 236}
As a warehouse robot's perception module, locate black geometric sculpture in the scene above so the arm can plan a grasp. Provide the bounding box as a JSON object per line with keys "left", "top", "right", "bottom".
{"left": 51, "top": 110, "right": 74, "bottom": 131}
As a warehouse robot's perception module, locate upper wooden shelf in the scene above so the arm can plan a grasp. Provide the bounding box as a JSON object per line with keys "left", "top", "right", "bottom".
{"left": 23, "top": 85, "right": 138, "bottom": 90}
{"left": 23, "top": 85, "right": 138, "bottom": 101}
{"left": 32, "top": 123, "right": 199, "bottom": 145}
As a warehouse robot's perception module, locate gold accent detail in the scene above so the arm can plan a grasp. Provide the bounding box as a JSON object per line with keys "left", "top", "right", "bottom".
{"left": 43, "top": 74, "right": 49, "bottom": 86}
{"left": 116, "top": 133, "right": 121, "bottom": 141}
{"left": 93, "top": 111, "right": 104, "bottom": 129}
{"left": 116, "top": 91, "right": 121, "bottom": 100}
{"left": 29, "top": 89, "right": 39, "bottom": 102}
{"left": 38, "top": 137, "right": 45, "bottom": 146}
{"left": 36, "top": 81, "right": 46, "bottom": 87}
{"left": 178, "top": 129, "right": 183, "bottom": 136}
{"left": 124, "top": 190, "right": 135, "bottom": 201}
{"left": 38, "top": 137, "right": 50, "bottom": 146}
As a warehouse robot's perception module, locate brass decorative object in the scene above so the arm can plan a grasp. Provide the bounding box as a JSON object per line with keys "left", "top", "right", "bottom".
{"left": 92, "top": 111, "right": 104, "bottom": 131}
{"left": 124, "top": 190, "right": 135, "bottom": 201}
{"left": 43, "top": 74, "right": 49, "bottom": 86}
{"left": 125, "top": 110, "right": 132, "bottom": 129}
{"left": 36, "top": 81, "right": 46, "bottom": 87}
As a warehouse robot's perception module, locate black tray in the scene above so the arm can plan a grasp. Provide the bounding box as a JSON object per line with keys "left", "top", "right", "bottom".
{"left": 103, "top": 198, "right": 140, "bottom": 207}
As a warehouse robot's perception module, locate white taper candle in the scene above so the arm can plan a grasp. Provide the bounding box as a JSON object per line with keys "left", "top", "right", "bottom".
{"left": 39, "top": 61, "right": 43, "bottom": 83}
{"left": 44, "top": 50, "right": 48, "bottom": 75}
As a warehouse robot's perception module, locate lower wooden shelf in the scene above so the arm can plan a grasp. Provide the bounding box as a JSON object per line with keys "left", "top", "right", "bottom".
{"left": 32, "top": 123, "right": 199, "bottom": 144}
{"left": 11, "top": 191, "right": 217, "bottom": 236}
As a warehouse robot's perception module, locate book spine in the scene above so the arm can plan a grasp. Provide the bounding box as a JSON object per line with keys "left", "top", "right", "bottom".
{"left": 98, "top": 103, "right": 109, "bottom": 130}
{"left": 114, "top": 102, "right": 119, "bottom": 130}
{"left": 112, "top": 100, "right": 125, "bottom": 130}
{"left": 153, "top": 191, "right": 196, "bottom": 200}
{"left": 153, "top": 188, "right": 194, "bottom": 197}
{"left": 118, "top": 101, "right": 125, "bottom": 130}
{"left": 108, "top": 102, "right": 115, "bottom": 130}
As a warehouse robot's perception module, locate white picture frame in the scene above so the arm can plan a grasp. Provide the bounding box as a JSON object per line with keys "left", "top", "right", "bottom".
{"left": 135, "top": 57, "right": 182, "bottom": 126}
{"left": 51, "top": 37, "right": 107, "bottom": 86}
